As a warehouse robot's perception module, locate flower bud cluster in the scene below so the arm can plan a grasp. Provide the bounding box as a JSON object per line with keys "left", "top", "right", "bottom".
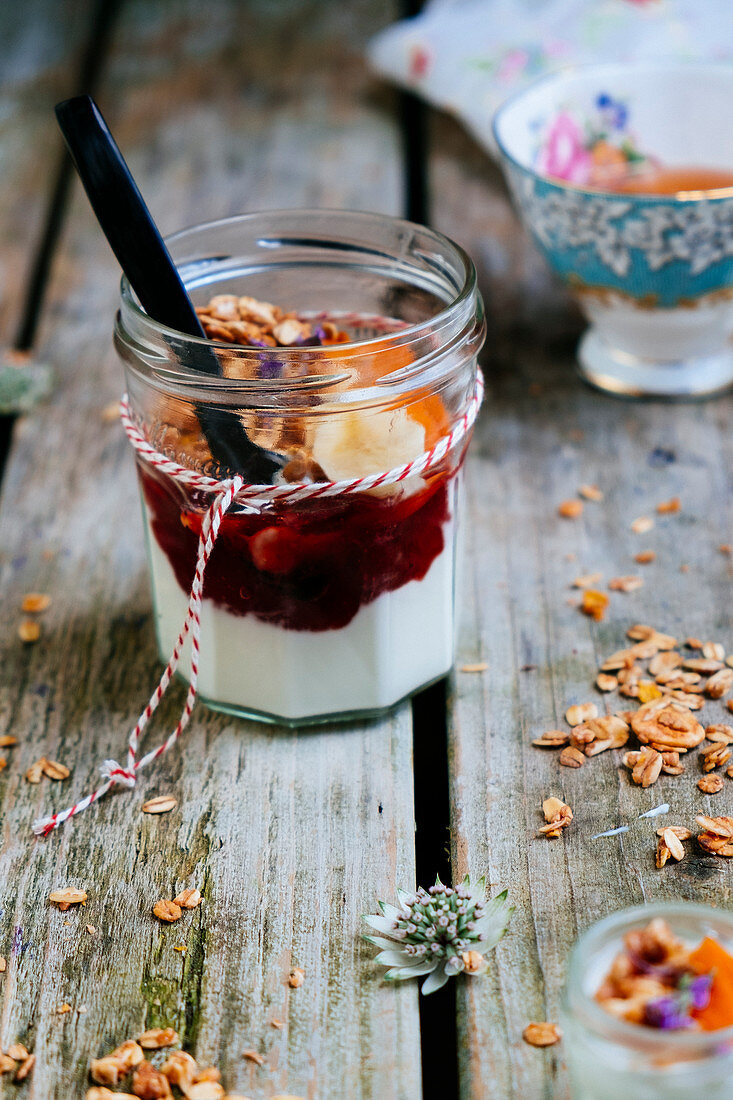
{"left": 393, "top": 882, "right": 486, "bottom": 962}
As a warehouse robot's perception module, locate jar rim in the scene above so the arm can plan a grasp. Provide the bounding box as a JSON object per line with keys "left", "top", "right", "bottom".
{"left": 118, "top": 207, "right": 479, "bottom": 361}
{"left": 565, "top": 902, "right": 733, "bottom": 1051}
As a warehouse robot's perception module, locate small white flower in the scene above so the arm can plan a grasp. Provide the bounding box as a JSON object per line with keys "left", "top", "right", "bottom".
{"left": 363, "top": 876, "right": 513, "bottom": 995}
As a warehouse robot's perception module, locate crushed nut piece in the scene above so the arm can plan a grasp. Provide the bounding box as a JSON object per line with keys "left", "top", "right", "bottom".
{"left": 56, "top": 1003, "right": 72, "bottom": 1014}
{"left": 573, "top": 572, "right": 603, "bottom": 589}
{"left": 631, "top": 700, "right": 705, "bottom": 751}
{"left": 581, "top": 589, "right": 609, "bottom": 621}
{"left": 87, "top": 1089, "right": 133, "bottom": 1100}
{"left": 558, "top": 500, "right": 583, "bottom": 519}
{"left": 138, "top": 1028, "right": 178, "bottom": 1050}
{"left": 522, "top": 1022, "right": 562, "bottom": 1047}
{"left": 21, "top": 593, "right": 51, "bottom": 613}
{"left": 579, "top": 484, "right": 603, "bottom": 502}
{"left": 566, "top": 703, "right": 598, "bottom": 727}
{"left": 697, "top": 825, "right": 733, "bottom": 856}
{"left": 532, "top": 730, "right": 569, "bottom": 748}
{"left": 152, "top": 900, "right": 182, "bottom": 923}
{"left": 631, "top": 516, "right": 654, "bottom": 534}
{"left": 595, "top": 673, "right": 618, "bottom": 693}
{"left": 459, "top": 663, "right": 487, "bottom": 673}
{"left": 703, "top": 642, "right": 726, "bottom": 661}
{"left": 683, "top": 657, "right": 723, "bottom": 674}
{"left": 0, "top": 1054, "right": 16, "bottom": 1074}
{"left": 91, "top": 1058, "right": 123, "bottom": 1086}
{"left": 697, "top": 815, "right": 733, "bottom": 837}
{"left": 701, "top": 742, "right": 732, "bottom": 772}
{"left": 42, "top": 759, "right": 70, "bottom": 780}
{"left": 634, "top": 551, "right": 656, "bottom": 565}
{"left": 270, "top": 1018, "right": 284, "bottom": 1029}
{"left": 185, "top": 1083, "right": 225, "bottom": 1100}
{"left": 18, "top": 620, "right": 40, "bottom": 643}
{"left": 49, "top": 887, "right": 87, "bottom": 910}
{"left": 539, "top": 796, "right": 573, "bottom": 838}
{"left": 142, "top": 796, "right": 178, "bottom": 814}
{"left": 706, "top": 668, "right": 733, "bottom": 699}
{"left": 0, "top": 957, "right": 6, "bottom": 973}
{"left": 559, "top": 746, "right": 586, "bottom": 767}
{"left": 661, "top": 827, "right": 685, "bottom": 861}
{"left": 288, "top": 967, "right": 305, "bottom": 988}
{"left": 609, "top": 575, "right": 643, "bottom": 593}
{"left": 110, "top": 1041, "right": 144, "bottom": 1070}
{"left": 655, "top": 836, "right": 671, "bottom": 868}
{"left": 160, "top": 1051, "right": 196, "bottom": 1088}
{"left": 656, "top": 497, "right": 681, "bottom": 514}
{"left": 661, "top": 751, "right": 684, "bottom": 776}
{"left": 698, "top": 774, "right": 724, "bottom": 794}
{"left": 132, "top": 1059, "right": 173, "bottom": 1098}
{"left": 656, "top": 825, "right": 691, "bottom": 840}
{"left": 649, "top": 651, "right": 682, "bottom": 677}
{"left": 15, "top": 1054, "right": 35, "bottom": 1081}
{"left": 173, "top": 888, "right": 202, "bottom": 909}
{"left": 25, "top": 758, "right": 45, "bottom": 783}
{"left": 631, "top": 747, "right": 663, "bottom": 787}
{"left": 242, "top": 1050, "right": 265, "bottom": 1066}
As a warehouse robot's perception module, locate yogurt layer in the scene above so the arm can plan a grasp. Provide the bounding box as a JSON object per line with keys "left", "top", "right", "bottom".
{"left": 143, "top": 507, "right": 457, "bottom": 723}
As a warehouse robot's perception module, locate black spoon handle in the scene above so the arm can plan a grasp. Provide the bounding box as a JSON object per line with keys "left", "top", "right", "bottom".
{"left": 55, "top": 94, "right": 282, "bottom": 483}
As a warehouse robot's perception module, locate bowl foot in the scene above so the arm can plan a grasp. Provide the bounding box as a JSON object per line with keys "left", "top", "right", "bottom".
{"left": 577, "top": 330, "right": 733, "bottom": 399}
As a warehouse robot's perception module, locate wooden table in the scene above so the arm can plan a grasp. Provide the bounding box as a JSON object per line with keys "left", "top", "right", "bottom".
{"left": 1, "top": 2, "right": 732, "bottom": 1097}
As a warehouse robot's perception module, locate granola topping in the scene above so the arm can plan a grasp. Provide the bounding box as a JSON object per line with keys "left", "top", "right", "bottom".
{"left": 595, "top": 918, "right": 722, "bottom": 1030}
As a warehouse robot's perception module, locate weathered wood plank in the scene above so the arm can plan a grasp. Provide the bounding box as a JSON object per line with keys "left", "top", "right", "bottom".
{"left": 0, "top": 2, "right": 421, "bottom": 1097}
{"left": 431, "top": 115, "right": 733, "bottom": 1099}
{"left": 0, "top": 0, "right": 97, "bottom": 346}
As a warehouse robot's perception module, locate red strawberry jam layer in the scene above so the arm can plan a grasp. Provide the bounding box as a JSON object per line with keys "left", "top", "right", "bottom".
{"left": 139, "top": 464, "right": 455, "bottom": 632}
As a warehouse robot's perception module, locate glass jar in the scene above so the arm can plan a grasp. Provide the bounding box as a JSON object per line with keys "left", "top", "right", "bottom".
{"left": 561, "top": 903, "right": 733, "bottom": 1100}
{"left": 114, "top": 210, "right": 485, "bottom": 727}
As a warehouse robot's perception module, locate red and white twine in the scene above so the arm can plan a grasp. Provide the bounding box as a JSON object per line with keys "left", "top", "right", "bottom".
{"left": 32, "top": 370, "right": 484, "bottom": 836}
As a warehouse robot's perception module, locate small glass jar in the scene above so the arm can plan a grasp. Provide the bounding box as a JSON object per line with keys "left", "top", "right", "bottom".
{"left": 561, "top": 903, "right": 733, "bottom": 1100}
{"left": 115, "top": 210, "right": 484, "bottom": 727}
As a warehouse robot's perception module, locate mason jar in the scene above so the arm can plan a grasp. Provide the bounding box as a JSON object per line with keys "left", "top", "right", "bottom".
{"left": 114, "top": 210, "right": 484, "bottom": 726}
{"left": 561, "top": 903, "right": 733, "bottom": 1100}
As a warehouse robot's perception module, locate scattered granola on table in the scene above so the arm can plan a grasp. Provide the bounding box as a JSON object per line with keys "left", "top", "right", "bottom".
{"left": 531, "top": 623, "right": 733, "bottom": 794}
{"left": 88, "top": 1031, "right": 246, "bottom": 1098}
{"left": 595, "top": 917, "right": 733, "bottom": 1031}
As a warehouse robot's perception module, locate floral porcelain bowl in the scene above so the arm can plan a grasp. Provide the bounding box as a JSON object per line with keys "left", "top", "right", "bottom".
{"left": 493, "top": 62, "right": 733, "bottom": 397}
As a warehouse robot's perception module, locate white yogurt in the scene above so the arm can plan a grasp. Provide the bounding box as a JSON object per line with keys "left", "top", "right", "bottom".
{"left": 141, "top": 505, "right": 457, "bottom": 724}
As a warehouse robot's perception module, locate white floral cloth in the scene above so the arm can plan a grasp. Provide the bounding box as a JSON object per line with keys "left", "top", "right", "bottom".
{"left": 368, "top": 0, "right": 733, "bottom": 155}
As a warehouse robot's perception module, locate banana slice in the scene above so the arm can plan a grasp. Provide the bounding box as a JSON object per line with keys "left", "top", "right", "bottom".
{"left": 311, "top": 406, "right": 426, "bottom": 491}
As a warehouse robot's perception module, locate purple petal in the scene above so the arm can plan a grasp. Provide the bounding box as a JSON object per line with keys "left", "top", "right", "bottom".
{"left": 689, "top": 973, "right": 714, "bottom": 1011}
{"left": 644, "top": 996, "right": 694, "bottom": 1030}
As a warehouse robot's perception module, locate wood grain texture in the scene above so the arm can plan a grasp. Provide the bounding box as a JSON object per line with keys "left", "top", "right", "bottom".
{"left": 432, "top": 119, "right": 733, "bottom": 1099}
{"left": 0, "top": 1, "right": 421, "bottom": 1097}
{"left": 0, "top": 0, "right": 96, "bottom": 346}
